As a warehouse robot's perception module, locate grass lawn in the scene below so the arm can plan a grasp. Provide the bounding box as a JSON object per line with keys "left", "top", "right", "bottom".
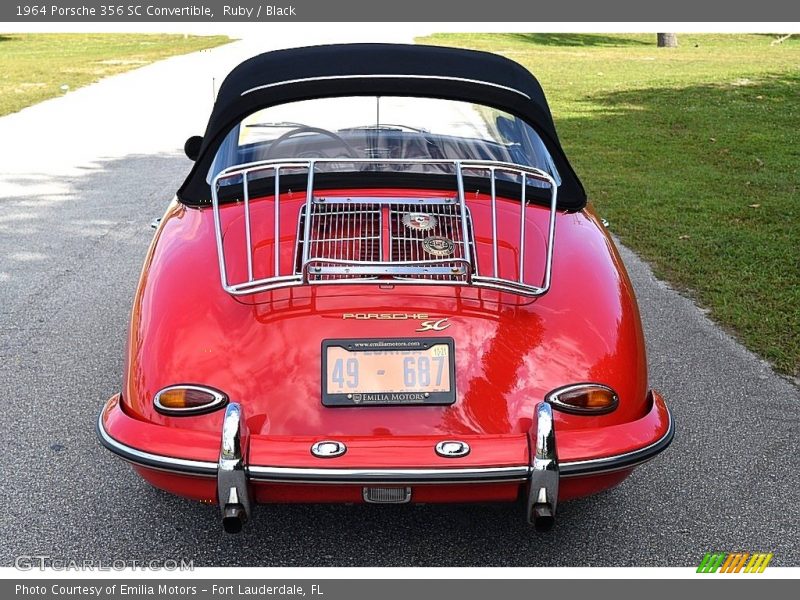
{"left": 419, "top": 33, "right": 800, "bottom": 377}
{"left": 0, "top": 33, "right": 230, "bottom": 117}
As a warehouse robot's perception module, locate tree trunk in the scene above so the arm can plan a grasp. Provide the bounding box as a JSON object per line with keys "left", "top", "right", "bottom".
{"left": 657, "top": 33, "right": 678, "bottom": 48}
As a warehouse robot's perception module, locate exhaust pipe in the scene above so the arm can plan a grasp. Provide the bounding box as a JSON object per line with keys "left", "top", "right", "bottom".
{"left": 221, "top": 495, "right": 247, "bottom": 534}
{"left": 529, "top": 491, "right": 556, "bottom": 532}
{"left": 217, "top": 403, "right": 251, "bottom": 534}
{"left": 527, "top": 402, "right": 559, "bottom": 532}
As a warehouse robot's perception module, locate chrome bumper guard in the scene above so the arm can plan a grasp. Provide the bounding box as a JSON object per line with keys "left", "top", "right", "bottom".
{"left": 215, "top": 401, "right": 561, "bottom": 533}
{"left": 217, "top": 403, "right": 251, "bottom": 534}
{"left": 527, "top": 402, "right": 559, "bottom": 532}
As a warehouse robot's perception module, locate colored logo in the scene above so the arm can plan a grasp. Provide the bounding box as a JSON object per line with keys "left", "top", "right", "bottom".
{"left": 696, "top": 552, "right": 773, "bottom": 573}
{"left": 416, "top": 318, "right": 451, "bottom": 332}
{"left": 422, "top": 236, "right": 455, "bottom": 257}
{"left": 402, "top": 212, "right": 438, "bottom": 232}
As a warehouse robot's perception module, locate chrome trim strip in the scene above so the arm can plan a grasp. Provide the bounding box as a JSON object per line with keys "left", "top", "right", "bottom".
{"left": 96, "top": 412, "right": 217, "bottom": 477}
{"left": 559, "top": 409, "right": 674, "bottom": 477}
{"left": 241, "top": 74, "right": 531, "bottom": 99}
{"left": 153, "top": 384, "right": 228, "bottom": 416}
{"left": 246, "top": 465, "right": 530, "bottom": 484}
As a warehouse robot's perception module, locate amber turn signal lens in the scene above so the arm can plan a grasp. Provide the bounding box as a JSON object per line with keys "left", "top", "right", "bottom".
{"left": 154, "top": 385, "right": 228, "bottom": 415}
{"left": 546, "top": 384, "right": 618, "bottom": 415}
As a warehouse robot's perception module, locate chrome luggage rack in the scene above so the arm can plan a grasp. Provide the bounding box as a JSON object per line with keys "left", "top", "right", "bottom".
{"left": 211, "top": 158, "right": 557, "bottom": 297}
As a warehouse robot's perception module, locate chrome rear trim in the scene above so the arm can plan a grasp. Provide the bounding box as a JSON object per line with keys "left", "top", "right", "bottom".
{"left": 246, "top": 465, "right": 530, "bottom": 484}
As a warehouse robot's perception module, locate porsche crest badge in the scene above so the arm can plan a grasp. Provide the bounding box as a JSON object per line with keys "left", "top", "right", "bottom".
{"left": 402, "top": 212, "right": 438, "bottom": 232}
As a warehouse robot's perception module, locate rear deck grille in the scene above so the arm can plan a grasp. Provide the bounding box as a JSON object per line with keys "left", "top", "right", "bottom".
{"left": 389, "top": 202, "right": 474, "bottom": 282}
{"left": 296, "top": 202, "right": 382, "bottom": 280}
{"left": 296, "top": 198, "right": 475, "bottom": 282}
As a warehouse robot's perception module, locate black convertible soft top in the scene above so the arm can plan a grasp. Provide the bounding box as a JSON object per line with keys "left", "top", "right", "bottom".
{"left": 178, "top": 43, "right": 586, "bottom": 209}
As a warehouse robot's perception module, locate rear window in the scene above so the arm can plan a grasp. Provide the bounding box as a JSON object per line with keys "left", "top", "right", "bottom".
{"left": 209, "top": 96, "right": 560, "bottom": 187}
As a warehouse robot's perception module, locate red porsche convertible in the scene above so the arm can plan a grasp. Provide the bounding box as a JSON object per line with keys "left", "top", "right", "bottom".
{"left": 98, "top": 44, "right": 673, "bottom": 533}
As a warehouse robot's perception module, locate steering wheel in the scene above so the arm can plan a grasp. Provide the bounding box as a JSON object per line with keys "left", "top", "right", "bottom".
{"left": 265, "top": 126, "right": 360, "bottom": 159}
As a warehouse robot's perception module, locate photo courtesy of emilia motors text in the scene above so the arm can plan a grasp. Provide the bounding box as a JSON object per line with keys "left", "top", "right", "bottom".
{"left": 1, "top": 0, "right": 799, "bottom": 597}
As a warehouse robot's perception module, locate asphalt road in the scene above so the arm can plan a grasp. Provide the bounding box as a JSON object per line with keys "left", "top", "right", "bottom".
{"left": 1, "top": 37, "right": 798, "bottom": 568}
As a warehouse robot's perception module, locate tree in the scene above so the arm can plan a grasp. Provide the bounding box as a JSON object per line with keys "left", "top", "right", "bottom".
{"left": 657, "top": 33, "right": 678, "bottom": 48}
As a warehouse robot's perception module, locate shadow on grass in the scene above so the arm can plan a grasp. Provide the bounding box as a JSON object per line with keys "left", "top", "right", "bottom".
{"left": 754, "top": 33, "right": 797, "bottom": 42}
{"left": 0, "top": 36, "right": 14, "bottom": 43}
{"left": 558, "top": 72, "right": 800, "bottom": 375}
{"left": 508, "top": 33, "right": 651, "bottom": 47}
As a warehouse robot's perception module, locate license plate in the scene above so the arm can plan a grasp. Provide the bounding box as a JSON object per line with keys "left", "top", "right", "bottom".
{"left": 321, "top": 338, "right": 456, "bottom": 407}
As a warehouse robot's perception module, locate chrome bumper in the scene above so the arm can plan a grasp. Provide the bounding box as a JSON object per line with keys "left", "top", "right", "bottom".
{"left": 98, "top": 401, "right": 674, "bottom": 534}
